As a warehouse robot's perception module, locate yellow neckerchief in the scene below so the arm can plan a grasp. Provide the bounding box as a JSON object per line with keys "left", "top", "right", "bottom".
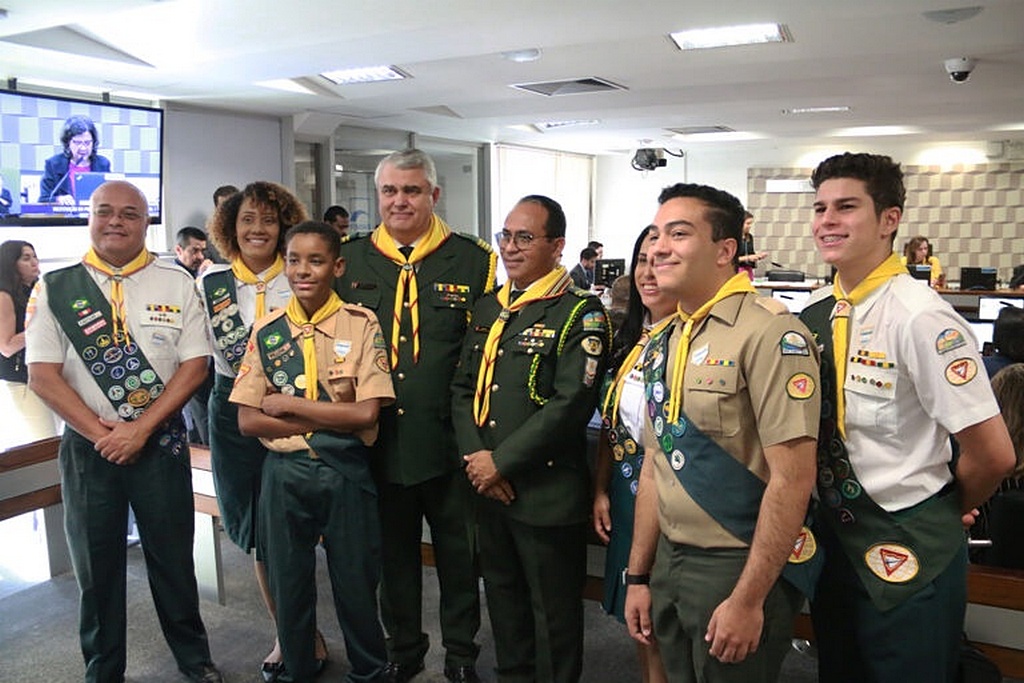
{"left": 666, "top": 272, "right": 756, "bottom": 425}
{"left": 284, "top": 291, "right": 343, "bottom": 403}
{"left": 473, "top": 266, "right": 571, "bottom": 427}
{"left": 82, "top": 247, "right": 153, "bottom": 347}
{"left": 831, "top": 252, "right": 906, "bottom": 438}
{"left": 371, "top": 214, "right": 451, "bottom": 367}
{"left": 231, "top": 254, "right": 285, "bottom": 319}
{"left": 601, "top": 313, "right": 677, "bottom": 427}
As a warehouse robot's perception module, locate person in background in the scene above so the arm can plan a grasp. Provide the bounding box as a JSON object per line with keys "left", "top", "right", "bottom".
{"left": 323, "top": 205, "right": 350, "bottom": 237}
{"left": 26, "top": 181, "right": 222, "bottom": 683}
{"left": 200, "top": 181, "right": 321, "bottom": 681}
{"left": 335, "top": 149, "right": 495, "bottom": 683}
{"left": 230, "top": 221, "right": 395, "bottom": 683}
{"left": 737, "top": 211, "right": 768, "bottom": 279}
{"left": 588, "top": 240, "right": 605, "bottom": 260}
{"left": 173, "top": 227, "right": 214, "bottom": 445}
{"left": 452, "top": 194, "right": 609, "bottom": 683}
{"left": 799, "top": 152, "right": 1013, "bottom": 683}
{"left": 593, "top": 227, "right": 672, "bottom": 683}
{"left": 569, "top": 247, "right": 598, "bottom": 289}
{"left": 983, "top": 306, "right": 1024, "bottom": 378}
{"left": 625, "top": 183, "right": 819, "bottom": 683}
{"left": 175, "top": 226, "right": 213, "bottom": 277}
{"left": 901, "top": 234, "right": 945, "bottom": 288}
{"left": 38, "top": 115, "right": 112, "bottom": 205}
{"left": 213, "top": 185, "right": 239, "bottom": 209}
{"left": 0, "top": 240, "right": 59, "bottom": 449}
{"left": 606, "top": 274, "right": 631, "bottom": 332}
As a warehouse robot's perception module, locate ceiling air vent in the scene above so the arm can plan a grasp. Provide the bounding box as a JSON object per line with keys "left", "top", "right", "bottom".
{"left": 511, "top": 77, "right": 626, "bottom": 97}
{"left": 667, "top": 125, "right": 735, "bottom": 136}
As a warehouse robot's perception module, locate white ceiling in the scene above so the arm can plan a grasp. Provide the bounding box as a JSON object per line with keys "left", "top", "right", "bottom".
{"left": 2, "top": 0, "right": 1023, "bottom": 155}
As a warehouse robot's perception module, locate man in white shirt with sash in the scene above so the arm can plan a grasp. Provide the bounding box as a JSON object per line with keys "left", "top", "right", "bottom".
{"left": 27, "top": 181, "right": 222, "bottom": 683}
{"left": 799, "top": 152, "right": 1015, "bottom": 682}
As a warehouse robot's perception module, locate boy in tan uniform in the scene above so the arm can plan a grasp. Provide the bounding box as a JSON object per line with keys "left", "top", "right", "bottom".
{"left": 230, "top": 221, "right": 395, "bottom": 683}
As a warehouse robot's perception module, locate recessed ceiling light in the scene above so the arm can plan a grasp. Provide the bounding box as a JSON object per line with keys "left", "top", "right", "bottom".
{"left": 533, "top": 119, "right": 600, "bottom": 132}
{"left": 320, "top": 65, "right": 408, "bottom": 85}
{"left": 17, "top": 77, "right": 106, "bottom": 94}
{"left": 669, "top": 23, "right": 792, "bottom": 51}
{"left": 670, "top": 131, "right": 765, "bottom": 142}
{"left": 922, "top": 6, "right": 983, "bottom": 24}
{"left": 782, "top": 106, "right": 852, "bottom": 115}
{"left": 832, "top": 125, "right": 923, "bottom": 137}
{"left": 502, "top": 48, "right": 542, "bottom": 63}
{"left": 255, "top": 79, "right": 316, "bottom": 95}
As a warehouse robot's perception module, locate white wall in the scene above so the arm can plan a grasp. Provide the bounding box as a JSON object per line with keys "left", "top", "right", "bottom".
{"left": 163, "top": 105, "right": 285, "bottom": 249}
{"left": 592, "top": 138, "right": 996, "bottom": 263}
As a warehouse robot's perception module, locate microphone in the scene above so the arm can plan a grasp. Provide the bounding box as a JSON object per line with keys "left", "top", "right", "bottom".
{"left": 771, "top": 261, "right": 785, "bottom": 268}
{"left": 48, "top": 167, "right": 74, "bottom": 202}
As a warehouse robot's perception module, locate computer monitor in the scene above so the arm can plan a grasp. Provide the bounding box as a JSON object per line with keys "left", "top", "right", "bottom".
{"left": 968, "top": 321, "right": 994, "bottom": 351}
{"left": 908, "top": 264, "right": 931, "bottom": 281}
{"left": 771, "top": 289, "right": 812, "bottom": 313}
{"left": 594, "top": 258, "right": 625, "bottom": 287}
{"left": 978, "top": 297, "right": 1024, "bottom": 321}
{"left": 960, "top": 267, "right": 997, "bottom": 291}
{"left": 73, "top": 171, "right": 125, "bottom": 204}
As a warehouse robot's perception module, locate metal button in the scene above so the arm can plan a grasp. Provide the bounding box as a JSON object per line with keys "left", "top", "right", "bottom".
{"left": 400, "top": 335, "right": 408, "bottom": 343}
{"left": 397, "top": 372, "right": 405, "bottom": 380}
{"left": 397, "top": 408, "right": 405, "bottom": 416}
{"left": 497, "top": 349, "right": 504, "bottom": 356}
{"left": 546, "top": 460, "right": 554, "bottom": 467}
{"left": 491, "top": 384, "right": 499, "bottom": 392}
{"left": 488, "top": 420, "right": 497, "bottom": 428}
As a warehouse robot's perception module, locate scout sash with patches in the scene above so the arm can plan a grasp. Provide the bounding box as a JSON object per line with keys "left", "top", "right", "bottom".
{"left": 201, "top": 269, "right": 250, "bottom": 374}
{"left": 801, "top": 296, "right": 964, "bottom": 612}
{"left": 44, "top": 264, "right": 187, "bottom": 457}
{"left": 254, "top": 314, "right": 374, "bottom": 493}
{"left": 644, "top": 325, "right": 823, "bottom": 599}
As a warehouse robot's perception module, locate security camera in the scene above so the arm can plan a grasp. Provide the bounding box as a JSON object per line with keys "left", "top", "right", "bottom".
{"left": 944, "top": 57, "right": 976, "bottom": 83}
{"left": 631, "top": 148, "right": 667, "bottom": 171}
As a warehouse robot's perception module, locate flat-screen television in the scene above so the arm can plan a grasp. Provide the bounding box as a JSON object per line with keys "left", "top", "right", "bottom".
{"left": 0, "top": 89, "right": 163, "bottom": 226}
{"left": 595, "top": 258, "right": 625, "bottom": 287}
{"left": 960, "top": 266, "right": 997, "bottom": 291}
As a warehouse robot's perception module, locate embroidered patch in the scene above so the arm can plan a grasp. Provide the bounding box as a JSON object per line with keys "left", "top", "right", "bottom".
{"left": 294, "top": 374, "right": 308, "bottom": 391}
{"left": 581, "top": 335, "right": 604, "bottom": 356}
{"left": 234, "top": 364, "right": 251, "bottom": 385}
{"left": 864, "top": 543, "right": 919, "bottom": 583}
{"left": 780, "top": 331, "right": 810, "bottom": 356}
{"left": 375, "top": 353, "right": 390, "bottom": 373}
{"left": 582, "top": 311, "right": 607, "bottom": 331}
{"left": 832, "top": 299, "right": 852, "bottom": 318}
{"left": 263, "top": 331, "right": 284, "bottom": 349}
{"left": 786, "top": 372, "right": 815, "bottom": 400}
{"left": 944, "top": 357, "right": 977, "bottom": 386}
{"left": 935, "top": 328, "right": 967, "bottom": 355}
{"left": 670, "top": 450, "right": 685, "bottom": 471}
{"left": 690, "top": 343, "right": 709, "bottom": 366}
{"left": 334, "top": 340, "right": 352, "bottom": 360}
{"left": 789, "top": 527, "right": 817, "bottom": 564}
{"left": 372, "top": 331, "right": 387, "bottom": 350}
{"left": 583, "top": 356, "right": 598, "bottom": 387}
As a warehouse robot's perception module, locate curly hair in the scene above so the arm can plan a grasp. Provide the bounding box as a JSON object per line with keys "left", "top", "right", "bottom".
{"left": 206, "top": 181, "right": 308, "bottom": 260}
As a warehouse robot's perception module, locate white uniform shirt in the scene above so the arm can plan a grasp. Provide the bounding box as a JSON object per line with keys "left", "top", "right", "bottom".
{"left": 807, "top": 275, "right": 999, "bottom": 511}
{"left": 26, "top": 259, "right": 210, "bottom": 422}
{"left": 197, "top": 263, "right": 292, "bottom": 378}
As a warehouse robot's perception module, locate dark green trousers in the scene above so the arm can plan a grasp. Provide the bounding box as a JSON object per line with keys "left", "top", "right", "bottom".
{"left": 59, "top": 428, "right": 213, "bottom": 683}
{"left": 477, "top": 504, "right": 586, "bottom": 683}
{"left": 260, "top": 451, "right": 387, "bottom": 683}
{"left": 651, "top": 536, "right": 802, "bottom": 683}
{"left": 377, "top": 470, "right": 481, "bottom": 669}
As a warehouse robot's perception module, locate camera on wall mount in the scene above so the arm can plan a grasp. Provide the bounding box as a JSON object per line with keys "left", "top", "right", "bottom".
{"left": 632, "top": 148, "right": 667, "bottom": 171}
{"left": 944, "top": 57, "right": 976, "bottom": 83}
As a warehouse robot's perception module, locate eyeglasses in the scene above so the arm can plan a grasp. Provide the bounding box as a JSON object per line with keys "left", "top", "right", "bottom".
{"left": 69, "top": 137, "right": 94, "bottom": 147}
{"left": 495, "top": 230, "right": 551, "bottom": 250}
{"left": 93, "top": 207, "right": 146, "bottom": 222}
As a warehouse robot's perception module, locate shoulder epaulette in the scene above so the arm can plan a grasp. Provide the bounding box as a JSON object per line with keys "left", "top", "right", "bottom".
{"left": 340, "top": 232, "right": 368, "bottom": 245}
{"left": 568, "top": 286, "right": 595, "bottom": 299}
{"left": 754, "top": 295, "right": 789, "bottom": 315}
{"left": 454, "top": 231, "right": 495, "bottom": 254}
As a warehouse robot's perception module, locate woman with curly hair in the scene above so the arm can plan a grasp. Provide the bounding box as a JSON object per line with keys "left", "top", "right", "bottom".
{"left": 199, "top": 182, "right": 323, "bottom": 681}
{"left": 0, "top": 240, "right": 59, "bottom": 448}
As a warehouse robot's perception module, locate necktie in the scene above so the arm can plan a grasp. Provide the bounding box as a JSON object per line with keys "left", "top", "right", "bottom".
{"left": 666, "top": 273, "right": 756, "bottom": 425}
{"left": 398, "top": 245, "right": 414, "bottom": 258}
{"left": 83, "top": 247, "right": 153, "bottom": 346}
{"left": 231, "top": 255, "right": 285, "bottom": 319}
{"left": 831, "top": 253, "right": 907, "bottom": 438}
{"left": 473, "top": 267, "right": 571, "bottom": 426}
{"left": 509, "top": 289, "right": 524, "bottom": 303}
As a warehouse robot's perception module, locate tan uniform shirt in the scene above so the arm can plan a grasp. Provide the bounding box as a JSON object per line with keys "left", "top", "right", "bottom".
{"left": 646, "top": 292, "right": 820, "bottom": 548}
{"left": 229, "top": 303, "right": 395, "bottom": 450}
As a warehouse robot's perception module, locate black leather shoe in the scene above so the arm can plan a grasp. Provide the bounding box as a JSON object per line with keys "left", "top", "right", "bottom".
{"left": 381, "top": 660, "right": 425, "bottom": 683}
{"left": 444, "top": 665, "right": 481, "bottom": 683}
{"left": 183, "top": 664, "right": 224, "bottom": 683}
{"left": 261, "top": 661, "right": 284, "bottom": 682}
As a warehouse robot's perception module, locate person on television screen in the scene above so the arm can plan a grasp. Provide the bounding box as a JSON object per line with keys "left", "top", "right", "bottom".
{"left": 38, "top": 115, "right": 112, "bottom": 205}
{"left": 0, "top": 174, "right": 14, "bottom": 216}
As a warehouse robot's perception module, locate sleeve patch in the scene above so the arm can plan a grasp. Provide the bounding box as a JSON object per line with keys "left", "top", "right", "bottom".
{"left": 944, "top": 357, "right": 977, "bottom": 385}
{"left": 780, "top": 331, "right": 810, "bottom": 356}
{"left": 786, "top": 372, "right": 815, "bottom": 400}
{"left": 935, "top": 328, "right": 967, "bottom": 355}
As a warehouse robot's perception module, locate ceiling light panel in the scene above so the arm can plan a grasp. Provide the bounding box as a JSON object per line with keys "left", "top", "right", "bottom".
{"left": 669, "top": 23, "right": 792, "bottom": 50}
{"left": 320, "top": 65, "right": 408, "bottom": 85}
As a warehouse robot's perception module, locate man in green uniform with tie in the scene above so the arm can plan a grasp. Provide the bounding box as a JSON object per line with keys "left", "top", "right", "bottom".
{"left": 334, "top": 149, "right": 496, "bottom": 683}
{"left": 451, "top": 195, "right": 610, "bottom": 682}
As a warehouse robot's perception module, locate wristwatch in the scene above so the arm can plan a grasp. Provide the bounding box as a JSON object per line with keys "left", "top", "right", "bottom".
{"left": 624, "top": 572, "right": 651, "bottom": 586}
